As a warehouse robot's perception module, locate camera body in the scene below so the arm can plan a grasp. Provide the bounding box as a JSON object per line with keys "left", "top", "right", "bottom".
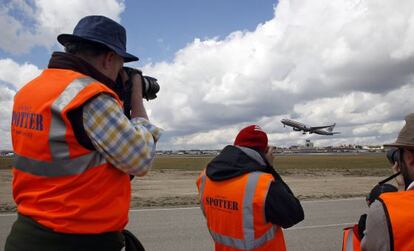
{"left": 122, "top": 67, "right": 160, "bottom": 101}
{"left": 114, "top": 67, "right": 160, "bottom": 118}
{"left": 386, "top": 148, "right": 400, "bottom": 164}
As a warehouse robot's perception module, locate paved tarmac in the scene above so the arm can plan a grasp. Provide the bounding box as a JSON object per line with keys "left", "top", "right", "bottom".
{"left": 0, "top": 197, "right": 366, "bottom": 250}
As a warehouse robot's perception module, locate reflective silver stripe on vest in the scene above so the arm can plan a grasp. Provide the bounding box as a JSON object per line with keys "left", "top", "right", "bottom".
{"left": 345, "top": 228, "right": 354, "bottom": 251}
{"left": 14, "top": 152, "right": 107, "bottom": 177}
{"left": 243, "top": 172, "right": 259, "bottom": 245}
{"left": 199, "top": 174, "right": 207, "bottom": 216}
{"left": 202, "top": 171, "right": 276, "bottom": 250}
{"left": 49, "top": 77, "right": 94, "bottom": 159}
{"left": 262, "top": 176, "right": 272, "bottom": 223}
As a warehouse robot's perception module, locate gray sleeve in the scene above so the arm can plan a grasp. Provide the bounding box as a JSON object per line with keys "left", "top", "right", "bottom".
{"left": 360, "top": 201, "right": 391, "bottom": 251}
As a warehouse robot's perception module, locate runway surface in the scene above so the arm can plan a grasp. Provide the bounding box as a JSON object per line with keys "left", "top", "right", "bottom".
{"left": 0, "top": 197, "right": 366, "bottom": 250}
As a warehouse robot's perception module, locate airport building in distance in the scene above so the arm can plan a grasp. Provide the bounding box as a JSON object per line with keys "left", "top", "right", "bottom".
{"left": 155, "top": 140, "right": 385, "bottom": 156}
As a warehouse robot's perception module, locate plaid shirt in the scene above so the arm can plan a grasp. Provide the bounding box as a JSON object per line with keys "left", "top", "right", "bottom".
{"left": 82, "top": 94, "right": 162, "bottom": 175}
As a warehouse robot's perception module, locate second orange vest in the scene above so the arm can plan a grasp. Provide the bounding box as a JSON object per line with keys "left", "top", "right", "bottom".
{"left": 196, "top": 170, "right": 286, "bottom": 251}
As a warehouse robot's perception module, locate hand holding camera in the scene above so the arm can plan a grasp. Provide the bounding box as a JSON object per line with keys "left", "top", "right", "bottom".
{"left": 122, "top": 67, "right": 160, "bottom": 101}
{"left": 115, "top": 67, "right": 160, "bottom": 119}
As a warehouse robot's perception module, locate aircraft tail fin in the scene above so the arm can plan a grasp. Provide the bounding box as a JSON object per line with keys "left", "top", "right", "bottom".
{"left": 327, "top": 123, "right": 336, "bottom": 132}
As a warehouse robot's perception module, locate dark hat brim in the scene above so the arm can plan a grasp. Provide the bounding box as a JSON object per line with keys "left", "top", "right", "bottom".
{"left": 57, "top": 33, "right": 139, "bottom": 63}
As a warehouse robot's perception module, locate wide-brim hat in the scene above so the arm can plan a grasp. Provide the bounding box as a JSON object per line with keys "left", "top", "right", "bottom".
{"left": 384, "top": 113, "right": 414, "bottom": 150}
{"left": 57, "top": 15, "right": 138, "bottom": 63}
{"left": 234, "top": 125, "right": 268, "bottom": 153}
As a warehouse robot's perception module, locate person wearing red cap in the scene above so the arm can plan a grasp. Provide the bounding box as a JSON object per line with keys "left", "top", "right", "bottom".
{"left": 196, "top": 125, "right": 304, "bottom": 251}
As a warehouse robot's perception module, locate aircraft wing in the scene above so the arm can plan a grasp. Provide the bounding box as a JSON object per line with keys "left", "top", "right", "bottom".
{"left": 310, "top": 125, "right": 333, "bottom": 130}
{"left": 313, "top": 130, "right": 340, "bottom": 135}
{"left": 310, "top": 123, "right": 336, "bottom": 131}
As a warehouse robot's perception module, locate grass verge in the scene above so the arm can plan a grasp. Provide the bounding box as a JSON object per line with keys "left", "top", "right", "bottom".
{"left": 152, "top": 154, "right": 390, "bottom": 176}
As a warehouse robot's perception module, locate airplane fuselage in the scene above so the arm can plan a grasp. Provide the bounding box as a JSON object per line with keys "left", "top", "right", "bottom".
{"left": 281, "top": 118, "right": 339, "bottom": 136}
{"left": 281, "top": 119, "right": 309, "bottom": 131}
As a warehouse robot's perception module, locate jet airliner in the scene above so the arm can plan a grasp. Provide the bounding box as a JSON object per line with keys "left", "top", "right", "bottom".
{"left": 281, "top": 119, "right": 340, "bottom": 135}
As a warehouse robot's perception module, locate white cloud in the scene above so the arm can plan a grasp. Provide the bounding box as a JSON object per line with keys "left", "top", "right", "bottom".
{"left": 142, "top": 0, "right": 414, "bottom": 149}
{"left": 171, "top": 127, "right": 239, "bottom": 150}
{"left": 292, "top": 84, "right": 414, "bottom": 126}
{"left": 0, "top": 59, "right": 41, "bottom": 88}
{"left": 1, "top": 0, "right": 414, "bottom": 150}
{"left": 0, "top": 0, "right": 125, "bottom": 54}
{"left": 352, "top": 121, "right": 403, "bottom": 137}
{"left": 0, "top": 85, "right": 15, "bottom": 149}
{"left": 0, "top": 58, "right": 41, "bottom": 149}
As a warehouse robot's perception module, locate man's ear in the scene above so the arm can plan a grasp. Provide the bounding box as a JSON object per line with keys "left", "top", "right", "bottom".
{"left": 102, "top": 51, "right": 117, "bottom": 70}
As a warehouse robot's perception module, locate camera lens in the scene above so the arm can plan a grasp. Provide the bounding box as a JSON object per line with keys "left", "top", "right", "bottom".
{"left": 142, "top": 76, "right": 160, "bottom": 100}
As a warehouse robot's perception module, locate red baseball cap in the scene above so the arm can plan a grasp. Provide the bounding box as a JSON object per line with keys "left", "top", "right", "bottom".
{"left": 234, "top": 125, "right": 268, "bottom": 153}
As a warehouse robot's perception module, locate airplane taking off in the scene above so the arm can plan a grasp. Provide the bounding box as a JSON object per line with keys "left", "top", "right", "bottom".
{"left": 281, "top": 118, "right": 340, "bottom": 135}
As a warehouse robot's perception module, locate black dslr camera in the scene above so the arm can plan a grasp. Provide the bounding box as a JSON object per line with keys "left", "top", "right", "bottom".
{"left": 114, "top": 67, "right": 160, "bottom": 118}
{"left": 386, "top": 147, "right": 400, "bottom": 165}
{"left": 376, "top": 148, "right": 401, "bottom": 185}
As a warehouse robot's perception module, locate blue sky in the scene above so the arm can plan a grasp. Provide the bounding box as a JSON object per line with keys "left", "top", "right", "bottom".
{"left": 0, "top": 0, "right": 277, "bottom": 68}
{"left": 124, "top": 0, "right": 277, "bottom": 66}
{"left": 1, "top": 0, "right": 414, "bottom": 150}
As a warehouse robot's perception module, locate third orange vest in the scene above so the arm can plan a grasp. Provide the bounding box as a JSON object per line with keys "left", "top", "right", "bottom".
{"left": 196, "top": 170, "right": 286, "bottom": 251}
{"left": 379, "top": 190, "right": 414, "bottom": 251}
{"left": 342, "top": 224, "right": 361, "bottom": 251}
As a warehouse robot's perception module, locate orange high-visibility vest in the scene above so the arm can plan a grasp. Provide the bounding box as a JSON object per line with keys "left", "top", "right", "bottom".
{"left": 196, "top": 170, "right": 286, "bottom": 251}
{"left": 11, "top": 68, "right": 130, "bottom": 234}
{"left": 342, "top": 225, "right": 361, "bottom": 251}
{"left": 379, "top": 190, "right": 414, "bottom": 251}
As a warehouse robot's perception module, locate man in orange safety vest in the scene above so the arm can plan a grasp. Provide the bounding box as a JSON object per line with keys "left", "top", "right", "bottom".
{"left": 196, "top": 125, "right": 304, "bottom": 250}
{"left": 5, "top": 15, "right": 161, "bottom": 251}
{"left": 361, "top": 114, "right": 414, "bottom": 251}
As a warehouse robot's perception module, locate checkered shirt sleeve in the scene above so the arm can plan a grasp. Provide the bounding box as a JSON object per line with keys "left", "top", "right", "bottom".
{"left": 82, "top": 94, "right": 162, "bottom": 175}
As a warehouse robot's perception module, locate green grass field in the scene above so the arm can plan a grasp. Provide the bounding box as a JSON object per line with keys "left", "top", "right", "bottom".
{"left": 1, "top": 154, "right": 391, "bottom": 176}
{"left": 152, "top": 154, "right": 391, "bottom": 176}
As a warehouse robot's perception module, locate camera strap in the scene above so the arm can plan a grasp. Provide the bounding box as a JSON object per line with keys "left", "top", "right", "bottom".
{"left": 378, "top": 171, "right": 401, "bottom": 185}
